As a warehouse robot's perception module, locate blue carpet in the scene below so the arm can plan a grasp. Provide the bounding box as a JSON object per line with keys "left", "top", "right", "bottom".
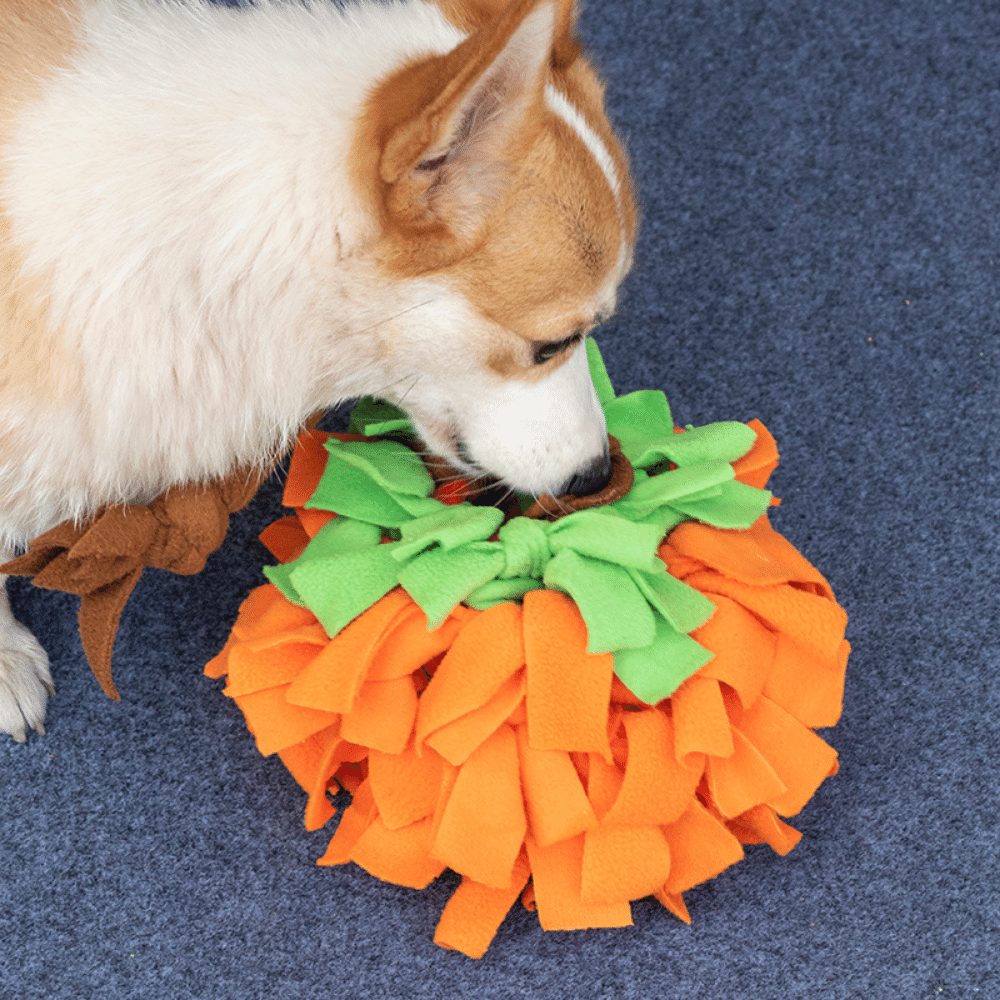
{"left": 3, "top": 1, "right": 998, "bottom": 997}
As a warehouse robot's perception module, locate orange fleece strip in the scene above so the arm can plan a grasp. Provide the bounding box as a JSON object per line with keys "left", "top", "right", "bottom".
{"left": 415, "top": 601, "right": 523, "bottom": 748}
{"left": 670, "top": 674, "right": 735, "bottom": 761}
{"left": 339, "top": 675, "right": 418, "bottom": 755}
{"left": 431, "top": 724, "right": 527, "bottom": 890}
{"left": 426, "top": 673, "right": 525, "bottom": 766}
{"left": 282, "top": 430, "right": 332, "bottom": 508}
{"left": 434, "top": 850, "right": 532, "bottom": 959}
{"left": 762, "top": 633, "right": 849, "bottom": 728}
{"left": 317, "top": 778, "right": 377, "bottom": 866}
{"left": 604, "top": 709, "right": 704, "bottom": 828}
{"left": 731, "top": 419, "right": 779, "bottom": 489}
{"left": 726, "top": 804, "right": 802, "bottom": 856}
{"left": 516, "top": 724, "right": 598, "bottom": 847}
{"left": 705, "top": 728, "right": 788, "bottom": 818}
{"left": 232, "top": 685, "right": 338, "bottom": 757}
{"left": 284, "top": 587, "right": 413, "bottom": 713}
{"left": 690, "top": 594, "right": 776, "bottom": 708}
{"left": 368, "top": 744, "right": 444, "bottom": 830}
{"left": 258, "top": 516, "right": 310, "bottom": 564}
{"left": 351, "top": 815, "right": 446, "bottom": 890}
{"left": 525, "top": 834, "right": 632, "bottom": 931}
{"left": 523, "top": 589, "right": 614, "bottom": 760}
{"left": 581, "top": 823, "right": 673, "bottom": 904}
{"left": 661, "top": 800, "right": 745, "bottom": 894}
{"left": 734, "top": 695, "right": 839, "bottom": 817}
{"left": 277, "top": 723, "right": 341, "bottom": 796}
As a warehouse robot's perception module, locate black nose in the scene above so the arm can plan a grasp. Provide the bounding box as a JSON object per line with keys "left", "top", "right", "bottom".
{"left": 558, "top": 449, "right": 612, "bottom": 498}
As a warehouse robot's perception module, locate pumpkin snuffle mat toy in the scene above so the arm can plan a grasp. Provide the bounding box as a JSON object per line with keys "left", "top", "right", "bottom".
{"left": 204, "top": 341, "right": 849, "bottom": 957}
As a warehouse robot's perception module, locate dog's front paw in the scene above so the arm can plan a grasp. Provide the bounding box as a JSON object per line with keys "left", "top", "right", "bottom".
{"left": 0, "top": 617, "right": 54, "bottom": 742}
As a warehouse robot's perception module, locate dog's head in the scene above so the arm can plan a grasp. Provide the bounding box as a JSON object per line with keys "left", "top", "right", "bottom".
{"left": 353, "top": 0, "right": 637, "bottom": 497}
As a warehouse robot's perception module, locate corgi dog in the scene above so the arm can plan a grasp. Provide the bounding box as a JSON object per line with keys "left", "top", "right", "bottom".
{"left": 0, "top": 0, "right": 637, "bottom": 740}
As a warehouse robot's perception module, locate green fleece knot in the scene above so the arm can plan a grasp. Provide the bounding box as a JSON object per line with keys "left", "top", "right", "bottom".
{"left": 497, "top": 517, "right": 551, "bottom": 579}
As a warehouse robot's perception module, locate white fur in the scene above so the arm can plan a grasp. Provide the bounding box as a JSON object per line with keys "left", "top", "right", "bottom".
{"left": 0, "top": 0, "right": 631, "bottom": 739}
{"left": 1, "top": 0, "right": 467, "bottom": 547}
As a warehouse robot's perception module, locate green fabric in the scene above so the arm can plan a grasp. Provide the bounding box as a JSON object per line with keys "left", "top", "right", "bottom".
{"left": 267, "top": 340, "right": 773, "bottom": 703}
{"left": 612, "top": 611, "right": 716, "bottom": 706}
{"left": 586, "top": 336, "right": 617, "bottom": 407}
{"left": 346, "top": 397, "right": 413, "bottom": 437}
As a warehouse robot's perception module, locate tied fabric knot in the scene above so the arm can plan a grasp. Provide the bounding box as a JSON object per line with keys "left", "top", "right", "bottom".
{"left": 497, "top": 517, "right": 551, "bottom": 579}
{"left": 1, "top": 467, "right": 269, "bottom": 699}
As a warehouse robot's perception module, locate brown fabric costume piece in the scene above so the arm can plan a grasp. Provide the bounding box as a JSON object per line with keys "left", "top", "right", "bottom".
{"left": 0, "top": 414, "right": 326, "bottom": 698}
{"left": 0, "top": 469, "right": 268, "bottom": 699}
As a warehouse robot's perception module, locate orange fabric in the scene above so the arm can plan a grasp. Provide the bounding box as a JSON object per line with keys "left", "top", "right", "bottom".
{"left": 425, "top": 673, "right": 525, "bottom": 765}
{"left": 430, "top": 725, "right": 527, "bottom": 890}
{"left": 282, "top": 430, "right": 332, "bottom": 508}
{"left": 734, "top": 695, "right": 839, "bottom": 817}
{"left": 207, "top": 418, "right": 848, "bottom": 956}
{"left": 690, "top": 594, "right": 776, "bottom": 709}
{"left": 368, "top": 604, "right": 473, "bottom": 681}
{"left": 303, "top": 734, "right": 355, "bottom": 831}
{"left": 654, "top": 888, "right": 691, "bottom": 924}
{"left": 258, "top": 516, "right": 310, "bottom": 563}
{"left": 296, "top": 507, "right": 338, "bottom": 539}
{"left": 705, "top": 728, "right": 787, "bottom": 818}
{"left": 686, "top": 571, "right": 845, "bottom": 667}
{"left": 229, "top": 584, "right": 317, "bottom": 644}
{"left": 661, "top": 800, "right": 745, "bottom": 894}
{"left": 762, "top": 634, "right": 849, "bottom": 728}
{"left": 339, "top": 676, "right": 418, "bottom": 755}
{"left": 581, "top": 824, "right": 672, "bottom": 904}
{"left": 368, "top": 744, "right": 444, "bottom": 830}
{"left": 434, "top": 850, "right": 532, "bottom": 959}
{"left": 732, "top": 419, "right": 779, "bottom": 489}
{"left": 726, "top": 804, "right": 802, "bottom": 855}
{"left": 224, "top": 627, "right": 327, "bottom": 697}
{"left": 317, "top": 778, "right": 377, "bottom": 866}
{"left": 284, "top": 587, "right": 413, "bottom": 713}
{"left": 671, "top": 674, "right": 735, "bottom": 761}
{"left": 586, "top": 751, "right": 625, "bottom": 821}
{"left": 523, "top": 589, "right": 614, "bottom": 760}
{"left": 415, "top": 601, "right": 523, "bottom": 748}
{"left": 350, "top": 815, "right": 446, "bottom": 889}
{"left": 516, "top": 724, "right": 598, "bottom": 847}
{"left": 277, "top": 723, "right": 340, "bottom": 795}
{"left": 232, "top": 685, "right": 338, "bottom": 757}
{"left": 524, "top": 834, "right": 632, "bottom": 931}
{"left": 604, "top": 710, "right": 704, "bottom": 828}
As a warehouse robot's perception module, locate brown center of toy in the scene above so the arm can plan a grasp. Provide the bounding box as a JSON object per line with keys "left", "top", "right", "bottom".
{"left": 521, "top": 436, "right": 634, "bottom": 520}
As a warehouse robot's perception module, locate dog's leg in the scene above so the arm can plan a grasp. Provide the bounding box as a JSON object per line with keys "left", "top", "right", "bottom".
{"left": 0, "top": 545, "right": 53, "bottom": 742}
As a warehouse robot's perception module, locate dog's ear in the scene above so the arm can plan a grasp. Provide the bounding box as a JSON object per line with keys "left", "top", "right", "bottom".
{"left": 377, "top": 0, "right": 558, "bottom": 239}
{"left": 436, "top": 0, "right": 580, "bottom": 65}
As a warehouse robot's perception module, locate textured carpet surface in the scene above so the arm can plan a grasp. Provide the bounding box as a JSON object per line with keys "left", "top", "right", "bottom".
{"left": 3, "top": 1, "right": 998, "bottom": 997}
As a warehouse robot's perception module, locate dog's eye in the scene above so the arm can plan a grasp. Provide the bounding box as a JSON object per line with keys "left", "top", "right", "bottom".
{"left": 416, "top": 153, "right": 448, "bottom": 172}
{"left": 533, "top": 330, "right": 584, "bottom": 365}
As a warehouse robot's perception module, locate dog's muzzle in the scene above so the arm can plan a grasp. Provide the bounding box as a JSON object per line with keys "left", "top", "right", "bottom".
{"left": 552, "top": 444, "right": 612, "bottom": 498}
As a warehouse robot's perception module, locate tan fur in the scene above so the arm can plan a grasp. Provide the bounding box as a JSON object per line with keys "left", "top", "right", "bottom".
{"left": 0, "top": 1, "right": 79, "bottom": 407}
{"left": 357, "top": 0, "right": 631, "bottom": 382}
